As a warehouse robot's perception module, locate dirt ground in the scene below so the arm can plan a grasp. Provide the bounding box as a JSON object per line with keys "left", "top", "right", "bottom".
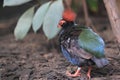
{"left": 0, "top": 17, "right": 120, "bottom": 80}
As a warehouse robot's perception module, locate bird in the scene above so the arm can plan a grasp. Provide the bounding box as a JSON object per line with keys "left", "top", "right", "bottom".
{"left": 58, "top": 9, "right": 109, "bottom": 79}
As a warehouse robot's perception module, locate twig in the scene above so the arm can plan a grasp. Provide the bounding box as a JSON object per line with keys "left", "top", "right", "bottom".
{"left": 64, "top": 0, "right": 72, "bottom": 9}
{"left": 81, "top": 0, "right": 97, "bottom": 32}
{"left": 81, "top": 0, "right": 90, "bottom": 26}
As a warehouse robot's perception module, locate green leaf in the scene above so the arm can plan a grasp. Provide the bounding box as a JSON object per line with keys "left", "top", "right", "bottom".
{"left": 3, "top": 0, "right": 31, "bottom": 7}
{"left": 32, "top": 1, "right": 51, "bottom": 33}
{"left": 43, "top": 0, "right": 64, "bottom": 39}
{"left": 14, "top": 7, "right": 34, "bottom": 40}
{"left": 86, "top": 0, "right": 98, "bottom": 12}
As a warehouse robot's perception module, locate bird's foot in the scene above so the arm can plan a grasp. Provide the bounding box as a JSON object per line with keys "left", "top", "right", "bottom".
{"left": 87, "top": 73, "right": 91, "bottom": 80}
{"left": 87, "top": 66, "right": 92, "bottom": 80}
{"left": 66, "top": 67, "right": 81, "bottom": 77}
{"left": 66, "top": 71, "right": 81, "bottom": 77}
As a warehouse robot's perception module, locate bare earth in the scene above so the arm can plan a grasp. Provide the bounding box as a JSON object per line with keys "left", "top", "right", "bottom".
{"left": 0, "top": 18, "right": 120, "bottom": 80}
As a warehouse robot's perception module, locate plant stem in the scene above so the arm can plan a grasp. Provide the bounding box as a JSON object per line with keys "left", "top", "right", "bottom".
{"left": 81, "top": 0, "right": 97, "bottom": 32}
{"left": 64, "top": 0, "right": 72, "bottom": 9}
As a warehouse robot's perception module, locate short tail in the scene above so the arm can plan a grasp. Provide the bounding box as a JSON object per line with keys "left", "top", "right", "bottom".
{"left": 92, "top": 57, "right": 109, "bottom": 68}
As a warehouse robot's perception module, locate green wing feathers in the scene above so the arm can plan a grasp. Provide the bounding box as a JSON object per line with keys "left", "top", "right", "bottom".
{"left": 78, "top": 28, "right": 105, "bottom": 58}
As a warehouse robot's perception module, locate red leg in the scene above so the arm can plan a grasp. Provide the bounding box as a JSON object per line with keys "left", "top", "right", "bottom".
{"left": 87, "top": 66, "right": 92, "bottom": 80}
{"left": 66, "top": 67, "right": 81, "bottom": 77}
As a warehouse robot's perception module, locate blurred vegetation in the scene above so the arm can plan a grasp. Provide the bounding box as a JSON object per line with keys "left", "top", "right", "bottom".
{"left": 0, "top": 0, "right": 106, "bottom": 38}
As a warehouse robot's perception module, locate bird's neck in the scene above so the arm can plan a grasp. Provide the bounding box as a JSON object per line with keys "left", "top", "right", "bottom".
{"left": 60, "top": 22, "right": 79, "bottom": 36}
{"left": 60, "top": 25, "right": 72, "bottom": 36}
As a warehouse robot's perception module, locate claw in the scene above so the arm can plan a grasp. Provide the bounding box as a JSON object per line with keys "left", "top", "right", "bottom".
{"left": 66, "top": 67, "right": 81, "bottom": 77}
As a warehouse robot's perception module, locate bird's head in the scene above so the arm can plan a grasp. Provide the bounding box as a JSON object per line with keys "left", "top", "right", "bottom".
{"left": 58, "top": 8, "right": 76, "bottom": 29}
{"left": 58, "top": 20, "right": 75, "bottom": 29}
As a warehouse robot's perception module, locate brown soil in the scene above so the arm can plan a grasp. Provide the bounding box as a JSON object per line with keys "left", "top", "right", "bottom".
{"left": 0, "top": 17, "right": 120, "bottom": 80}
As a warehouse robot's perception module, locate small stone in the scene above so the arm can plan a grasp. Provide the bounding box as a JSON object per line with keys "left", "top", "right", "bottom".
{"left": 24, "top": 64, "right": 34, "bottom": 69}
{"left": 19, "top": 69, "right": 32, "bottom": 80}
{"left": 43, "top": 53, "right": 54, "bottom": 60}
